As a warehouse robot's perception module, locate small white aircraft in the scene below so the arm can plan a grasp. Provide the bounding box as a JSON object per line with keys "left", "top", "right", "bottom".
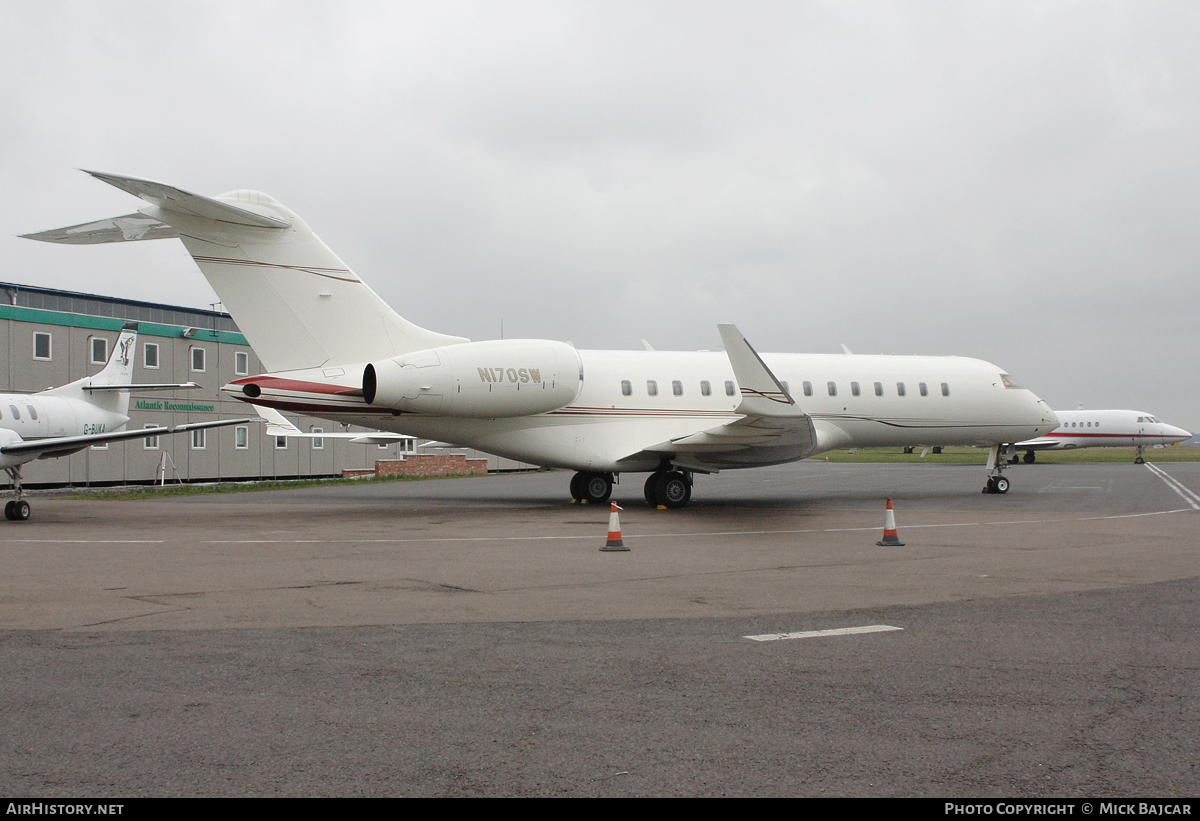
{"left": 0, "top": 322, "right": 251, "bottom": 521}
{"left": 1013, "top": 409, "right": 1191, "bottom": 464}
{"left": 25, "top": 172, "right": 1061, "bottom": 505}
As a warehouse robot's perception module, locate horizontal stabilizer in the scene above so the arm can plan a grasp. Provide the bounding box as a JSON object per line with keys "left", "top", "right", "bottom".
{"left": 83, "top": 170, "right": 292, "bottom": 228}
{"left": 84, "top": 382, "right": 200, "bottom": 392}
{"left": 21, "top": 213, "right": 179, "bottom": 245}
{"left": 254, "top": 405, "right": 408, "bottom": 443}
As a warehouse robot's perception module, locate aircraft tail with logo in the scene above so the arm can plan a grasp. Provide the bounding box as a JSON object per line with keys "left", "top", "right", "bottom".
{"left": 23, "top": 171, "right": 468, "bottom": 374}
{"left": 42, "top": 321, "right": 139, "bottom": 416}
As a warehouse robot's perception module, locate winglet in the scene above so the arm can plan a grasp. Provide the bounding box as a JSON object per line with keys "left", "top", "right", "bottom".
{"left": 717, "top": 324, "right": 801, "bottom": 417}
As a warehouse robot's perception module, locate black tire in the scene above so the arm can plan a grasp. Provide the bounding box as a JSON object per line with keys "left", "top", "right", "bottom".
{"left": 1023, "top": 452, "right": 1036, "bottom": 464}
{"left": 13, "top": 500, "right": 30, "bottom": 521}
{"left": 569, "top": 472, "right": 585, "bottom": 500}
{"left": 3, "top": 501, "right": 13, "bottom": 521}
{"left": 993, "top": 476, "right": 1010, "bottom": 494}
{"left": 1135, "top": 457, "right": 1145, "bottom": 464}
{"left": 644, "top": 474, "right": 661, "bottom": 507}
{"left": 1008, "top": 454, "right": 1019, "bottom": 465}
{"left": 581, "top": 472, "right": 613, "bottom": 504}
{"left": 983, "top": 477, "right": 995, "bottom": 494}
{"left": 655, "top": 472, "right": 691, "bottom": 509}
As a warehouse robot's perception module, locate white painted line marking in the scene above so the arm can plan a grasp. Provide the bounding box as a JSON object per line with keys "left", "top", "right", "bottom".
{"left": 745, "top": 624, "right": 903, "bottom": 642}
{"left": 1144, "top": 463, "right": 1200, "bottom": 510}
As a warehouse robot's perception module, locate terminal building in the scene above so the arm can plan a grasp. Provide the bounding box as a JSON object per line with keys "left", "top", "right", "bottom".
{"left": 1, "top": 281, "right": 531, "bottom": 487}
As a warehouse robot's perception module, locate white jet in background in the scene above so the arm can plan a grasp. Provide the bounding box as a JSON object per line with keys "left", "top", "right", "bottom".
{"left": 0, "top": 322, "right": 252, "bottom": 520}
{"left": 25, "top": 171, "right": 1061, "bottom": 505}
{"left": 1013, "top": 409, "right": 1191, "bottom": 464}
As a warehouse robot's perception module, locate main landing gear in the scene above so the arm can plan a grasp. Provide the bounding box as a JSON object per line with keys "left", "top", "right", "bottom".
{"left": 569, "top": 471, "right": 613, "bottom": 504}
{"left": 1023, "top": 450, "right": 1036, "bottom": 464}
{"left": 643, "top": 470, "right": 692, "bottom": 509}
{"left": 4, "top": 467, "right": 30, "bottom": 521}
{"left": 982, "top": 445, "right": 1012, "bottom": 494}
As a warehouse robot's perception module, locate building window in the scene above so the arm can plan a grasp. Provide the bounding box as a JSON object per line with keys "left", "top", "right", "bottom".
{"left": 312, "top": 428, "right": 324, "bottom": 450}
{"left": 672, "top": 380, "right": 683, "bottom": 396}
{"left": 919, "top": 382, "right": 928, "bottom": 397}
{"left": 235, "top": 351, "right": 249, "bottom": 375}
{"left": 144, "top": 424, "right": 159, "bottom": 450}
{"left": 802, "top": 381, "right": 813, "bottom": 397}
{"left": 700, "top": 380, "right": 711, "bottom": 396}
{"left": 647, "top": 380, "right": 658, "bottom": 397}
{"left": 941, "top": 382, "right": 950, "bottom": 397}
{"left": 827, "top": 381, "right": 837, "bottom": 397}
{"left": 144, "top": 343, "right": 159, "bottom": 369}
{"left": 276, "top": 436, "right": 288, "bottom": 450}
{"left": 378, "top": 443, "right": 389, "bottom": 450}
{"left": 191, "top": 347, "right": 206, "bottom": 372}
{"left": 33, "top": 332, "right": 51, "bottom": 361}
{"left": 874, "top": 382, "right": 883, "bottom": 396}
{"left": 851, "top": 382, "right": 861, "bottom": 396}
{"left": 91, "top": 337, "right": 108, "bottom": 364}
{"left": 897, "top": 382, "right": 906, "bottom": 397}
{"left": 725, "top": 381, "right": 736, "bottom": 397}
{"left": 91, "top": 441, "right": 108, "bottom": 450}
{"left": 191, "top": 428, "right": 206, "bottom": 450}
{"left": 235, "top": 426, "right": 248, "bottom": 449}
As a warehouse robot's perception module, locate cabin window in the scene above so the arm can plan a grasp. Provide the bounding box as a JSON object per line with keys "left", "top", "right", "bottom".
{"left": 919, "top": 382, "right": 928, "bottom": 397}
{"left": 874, "top": 382, "right": 883, "bottom": 396}
{"left": 941, "top": 382, "right": 950, "bottom": 397}
{"left": 647, "top": 380, "right": 658, "bottom": 397}
{"left": 700, "top": 380, "right": 711, "bottom": 396}
{"left": 672, "top": 380, "right": 683, "bottom": 396}
{"left": 1000, "top": 374, "right": 1023, "bottom": 389}
{"left": 897, "top": 382, "right": 906, "bottom": 397}
{"left": 25, "top": 405, "right": 37, "bottom": 421}
{"left": 621, "top": 380, "right": 632, "bottom": 396}
{"left": 235, "top": 426, "right": 248, "bottom": 449}
{"left": 312, "top": 428, "right": 324, "bottom": 450}
{"left": 827, "top": 381, "right": 837, "bottom": 397}
{"left": 91, "top": 337, "right": 108, "bottom": 365}
{"left": 9, "top": 405, "right": 19, "bottom": 421}
{"left": 192, "top": 429, "right": 206, "bottom": 450}
{"left": 191, "top": 347, "right": 206, "bottom": 373}
{"left": 851, "top": 382, "right": 861, "bottom": 397}
{"left": 33, "top": 332, "right": 51, "bottom": 361}
{"left": 143, "top": 424, "right": 159, "bottom": 450}
{"left": 725, "top": 381, "right": 736, "bottom": 396}
{"left": 802, "top": 381, "right": 813, "bottom": 397}
{"left": 144, "top": 343, "right": 159, "bottom": 369}
{"left": 235, "top": 351, "right": 249, "bottom": 376}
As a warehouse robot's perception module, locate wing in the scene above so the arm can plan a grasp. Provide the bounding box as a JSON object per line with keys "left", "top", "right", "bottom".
{"left": 0, "top": 418, "right": 255, "bottom": 462}
{"left": 253, "top": 405, "right": 410, "bottom": 444}
{"left": 624, "top": 325, "right": 818, "bottom": 470}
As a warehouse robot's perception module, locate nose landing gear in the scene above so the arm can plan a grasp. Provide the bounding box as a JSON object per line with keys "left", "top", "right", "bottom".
{"left": 982, "top": 445, "right": 1012, "bottom": 494}
{"left": 3, "top": 467, "right": 30, "bottom": 521}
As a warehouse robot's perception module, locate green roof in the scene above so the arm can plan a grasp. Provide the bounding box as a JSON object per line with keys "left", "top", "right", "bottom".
{"left": 0, "top": 303, "right": 250, "bottom": 346}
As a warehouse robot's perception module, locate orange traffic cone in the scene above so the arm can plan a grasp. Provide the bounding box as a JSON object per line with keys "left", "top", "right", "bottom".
{"left": 876, "top": 498, "right": 905, "bottom": 546}
{"left": 601, "top": 502, "right": 629, "bottom": 551}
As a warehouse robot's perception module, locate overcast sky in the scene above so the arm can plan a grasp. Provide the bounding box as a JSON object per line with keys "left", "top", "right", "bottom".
{"left": 3, "top": 1, "right": 1198, "bottom": 429}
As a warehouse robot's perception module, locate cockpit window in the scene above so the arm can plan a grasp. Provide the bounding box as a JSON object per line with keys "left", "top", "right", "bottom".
{"left": 1000, "top": 374, "right": 1023, "bottom": 389}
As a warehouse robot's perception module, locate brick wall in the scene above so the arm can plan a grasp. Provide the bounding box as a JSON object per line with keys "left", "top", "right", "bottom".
{"left": 342, "top": 454, "right": 490, "bottom": 479}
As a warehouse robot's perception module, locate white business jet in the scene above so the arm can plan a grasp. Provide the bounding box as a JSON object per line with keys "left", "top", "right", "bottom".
{"left": 24, "top": 172, "right": 1059, "bottom": 506}
{"left": 0, "top": 321, "right": 251, "bottom": 520}
{"left": 1013, "top": 410, "right": 1191, "bottom": 464}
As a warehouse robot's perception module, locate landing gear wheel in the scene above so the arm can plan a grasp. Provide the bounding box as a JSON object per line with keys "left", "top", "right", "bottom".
{"left": 1023, "top": 451, "right": 1036, "bottom": 464}
{"left": 569, "top": 472, "right": 585, "bottom": 500}
{"left": 580, "top": 472, "right": 613, "bottom": 504}
{"left": 654, "top": 471, "right": 691, "bottom": 509}
{"left": 3, "top": 501, "right": 13, "bottom": 521}
{"left": 5, "top": 500, "right": 30, "bottom": 521}
{"left": 993, "top": 476, "right": 1010, "bottom": 494}
{"left": 644, "top": 473, "right": 662, "bottom": 507}
{"left": 1008, "top": 454, "right": 1020, "bottom": 465}
{"left": 1134, "top": 457, "right": 1145, "bottom": 465}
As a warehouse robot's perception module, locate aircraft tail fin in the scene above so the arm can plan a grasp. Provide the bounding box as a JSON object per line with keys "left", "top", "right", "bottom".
{"left": 43, "top": 322, "right": 138, "bottom": 415}
{"left": 24, "top": 171, "right": 469, "bottom": 373}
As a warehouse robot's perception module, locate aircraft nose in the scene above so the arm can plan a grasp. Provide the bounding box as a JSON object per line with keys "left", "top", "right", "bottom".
{"left": 1169, "top": 425, "right": 1192, "bottom": 441}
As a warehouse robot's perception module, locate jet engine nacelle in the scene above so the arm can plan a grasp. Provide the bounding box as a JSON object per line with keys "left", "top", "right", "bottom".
{"left": 363, "top": 339, "right": 583, "bottom": 418}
